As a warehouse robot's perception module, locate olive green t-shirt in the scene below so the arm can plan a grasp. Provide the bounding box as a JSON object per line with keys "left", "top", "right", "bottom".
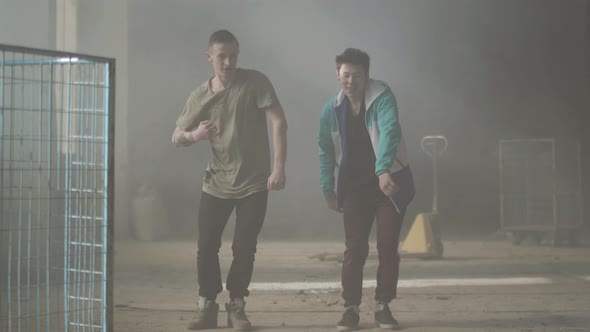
{"left": 176, "top": 69, "right": 279, "bottom": 198}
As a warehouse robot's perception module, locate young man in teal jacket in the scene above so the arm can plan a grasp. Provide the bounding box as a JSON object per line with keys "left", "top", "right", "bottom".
{"left": 318, "top": 48, "right": 414, "bottom": 331}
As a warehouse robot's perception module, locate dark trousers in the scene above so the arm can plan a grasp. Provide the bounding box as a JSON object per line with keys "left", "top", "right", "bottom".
{"left": 341, "top": 185, "right": 405, "bottom": 306}
{"left": 196, "top": 190, "right": 268, "bottom": 301}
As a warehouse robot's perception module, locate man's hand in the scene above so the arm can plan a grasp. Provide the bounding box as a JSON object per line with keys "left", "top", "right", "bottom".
{"left": 173, "top": 121, "right": 218, "bottom": 147}
{"left": 190, "top": 120, "right": 218, "bottom": 141}
{"left": 326, "top": 199, "right": 342, "bottom": 213}
{"left": 267, "top": 167, "right": 286, "bottom": 191}
{"left": 378, "top": 173, "right": 400, "bottom": 197}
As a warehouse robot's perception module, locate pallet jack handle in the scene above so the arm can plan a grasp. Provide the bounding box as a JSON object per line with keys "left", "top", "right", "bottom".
{"left": 421, "top": 136, "right": 448, "bottom": 214}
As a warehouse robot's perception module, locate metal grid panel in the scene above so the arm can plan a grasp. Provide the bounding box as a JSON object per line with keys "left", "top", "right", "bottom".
{"left": 0, "top": 45, "right": 114, "bottom": 332}
{"left": 499, "top": 138, "right": 583, "bottom": 230}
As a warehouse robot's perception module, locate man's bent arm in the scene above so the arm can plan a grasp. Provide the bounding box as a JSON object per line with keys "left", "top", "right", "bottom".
{"left": 172, "top": 126, "right": 195, "bottom": 147}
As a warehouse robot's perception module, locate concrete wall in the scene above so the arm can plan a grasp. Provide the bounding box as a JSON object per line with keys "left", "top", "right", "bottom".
{"left": 0, "top": 0, "right": 54, "bottom": 49}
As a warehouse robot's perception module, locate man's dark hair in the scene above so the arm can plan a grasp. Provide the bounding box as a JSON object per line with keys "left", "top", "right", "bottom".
{"left": 208, "top": 29, "right": 239, "bottom": 48}
{"left": 335, "top": 48, "right": 370, "bottom": 73}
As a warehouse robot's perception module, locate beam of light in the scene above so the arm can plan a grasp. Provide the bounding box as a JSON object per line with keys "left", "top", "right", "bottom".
{"left": 245, "top": 277, "right": 553, "bottom": 291}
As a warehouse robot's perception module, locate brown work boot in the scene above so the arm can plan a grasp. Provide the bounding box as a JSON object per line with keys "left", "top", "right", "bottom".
{"left": 187, "top": 297, "right": 218, "bottom": 330}
{"left": 225, "top": 298, "right": 252, "bottom": 331}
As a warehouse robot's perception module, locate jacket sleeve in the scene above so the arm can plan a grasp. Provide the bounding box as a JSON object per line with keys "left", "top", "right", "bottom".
{"left": 374, "top": 89, "right": 401, "bottom": 176}
{"left": 318, "top": 101, "right": 337, "bottom": 200}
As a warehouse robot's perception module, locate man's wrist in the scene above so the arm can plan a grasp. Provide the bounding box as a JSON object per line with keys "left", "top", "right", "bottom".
{"left": 377, "top": 172, "right": 390, "bottom": 178}
{"left": 187, "top": 130, "right": 198, "bottom": 142}
{"left": 177, "top": 132, "right": 191, "bottom": 145}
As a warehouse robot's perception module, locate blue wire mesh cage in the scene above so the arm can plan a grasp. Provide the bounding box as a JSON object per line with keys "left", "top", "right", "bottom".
{"left": 0, "top": 44, "right": 115, "bottom": 332}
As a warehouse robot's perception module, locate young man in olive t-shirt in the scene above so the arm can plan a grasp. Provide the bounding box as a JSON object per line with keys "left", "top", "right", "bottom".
{"left": 172, "top": 30, "right": 287, "bottom": 331}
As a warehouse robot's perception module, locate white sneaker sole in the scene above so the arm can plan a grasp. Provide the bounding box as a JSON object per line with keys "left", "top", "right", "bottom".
{"left": 377, "top": 322, "right": 401, "bottom": 330}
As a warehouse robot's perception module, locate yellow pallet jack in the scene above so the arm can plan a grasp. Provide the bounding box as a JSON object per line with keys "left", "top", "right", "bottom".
{"left": 400, "top": 136, "right": 447, "bottom": 259}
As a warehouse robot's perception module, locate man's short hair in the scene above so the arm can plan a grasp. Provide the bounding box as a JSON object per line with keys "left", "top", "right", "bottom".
{"left": 208, "top": 29, "right": 239, "bottom": 48}
{"left": 335, "top": 48, "right": 370, "bottom": 73}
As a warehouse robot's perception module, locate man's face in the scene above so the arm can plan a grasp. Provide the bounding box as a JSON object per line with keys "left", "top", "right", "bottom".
{"left": 207, "top": 41, "right": 239, "bottom": 80}
{"left": 337, "top": 63, "right": 368, "bottom": 99}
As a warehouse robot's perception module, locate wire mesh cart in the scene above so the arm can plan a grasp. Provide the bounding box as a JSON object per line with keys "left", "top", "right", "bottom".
{"left": 498, "top": 138, "right": 583, "bottom": 246}
{"left": 1, "top": 44, "right": 115, "bottom": 332}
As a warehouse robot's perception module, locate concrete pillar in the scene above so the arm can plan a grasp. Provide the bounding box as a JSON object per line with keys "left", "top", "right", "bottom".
{"left": 109, "top": 1, "right": 131, "bottom": 240}
{"left": 56, "top": 0, "right": 131, "bottom": 238}
{"left": 55, "top": 0, "right": 77, "bottom": 52}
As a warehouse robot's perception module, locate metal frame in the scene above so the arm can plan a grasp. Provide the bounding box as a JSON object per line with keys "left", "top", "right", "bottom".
{"left": 0, "top": 44, "right": 115, "bottom": 331}
{"left": 498, "top": 138, "right": 583, "bottom": 245}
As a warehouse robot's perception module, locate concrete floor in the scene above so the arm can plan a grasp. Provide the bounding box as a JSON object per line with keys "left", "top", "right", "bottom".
{"left": 114, "top": 238, "right": 590, "bottom": 331}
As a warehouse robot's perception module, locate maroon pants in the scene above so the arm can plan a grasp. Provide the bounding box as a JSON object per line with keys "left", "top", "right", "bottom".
{"left": 341, "top": 185, "right": 404, "bottom": 306}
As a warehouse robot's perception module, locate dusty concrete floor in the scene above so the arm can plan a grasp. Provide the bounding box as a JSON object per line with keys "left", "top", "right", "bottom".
{"left": 113, "top": 239, "right": 590, "bottom": 332}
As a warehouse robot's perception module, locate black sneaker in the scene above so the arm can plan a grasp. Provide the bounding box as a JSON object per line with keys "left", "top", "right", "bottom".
{"left": 374, "top": 302, "right": 400, "bottom": 330}
{"left": 337, "top": 306, "right": 360, "bottom": 331}
{"left": 187, "top": 297, "right": 219, "bottom": 330}
{"left": 225, "top": 298, "right": 252, "bottom": 331}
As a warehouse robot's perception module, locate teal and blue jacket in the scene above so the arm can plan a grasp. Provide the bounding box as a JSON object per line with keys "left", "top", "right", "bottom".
{"left": 317, "top": 79, "right": 415, "bottom": 213}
